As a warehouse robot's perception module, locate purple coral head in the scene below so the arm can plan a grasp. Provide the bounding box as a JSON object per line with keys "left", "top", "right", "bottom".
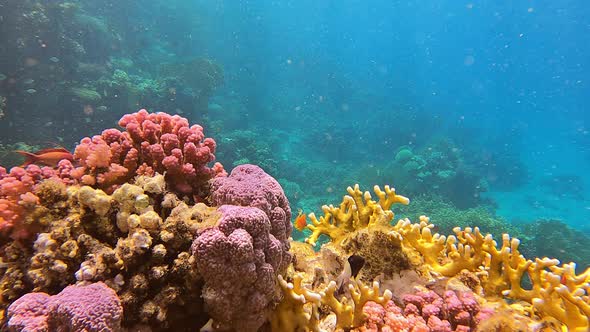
{"left": 210, "top": 164, "right": 292, "bottom": 243}
{"left": 6, "top": 282, "right": 122, "bottom": 332}
{"left": 191, "top": 205, "right": 287, "bottom": 332}
{"left": 48, "top": 282, "right": 123, "bottom": 331}
{"left": 6, "top": 293, "right": 51, "bottom": 332}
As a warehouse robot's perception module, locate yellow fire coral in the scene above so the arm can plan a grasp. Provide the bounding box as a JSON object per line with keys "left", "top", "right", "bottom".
{"left": 394, "top": 216, "right": 590, "bottom": 331}
{"left": 271, "top": 274, "right": 321, "bottom": 332}
{"left": 306, "top": 184, "right": 409, "bottom": 246}
{"left": 272, "top": 273, "right": 392, "bottom": 331}
{"left": 300, "top": 184, "right": 590, "bottom": 332}
{"left": 321, "top": 278, "right": 392, "bottom": 328}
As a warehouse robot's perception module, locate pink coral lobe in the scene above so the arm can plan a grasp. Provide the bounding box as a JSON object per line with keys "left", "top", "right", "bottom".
{"left": 210, "top": 164, "right": 292, "bottom": 245}
{"left": 0, "top": 165, "right": 63, "bottom": 239}
{"left": 399, "top": 289, "right": 488, "bottom": 331}
{"left": 6, "top": 293, "right": 51, "bottom": 332}
{"left": 192, "top": 205, "right": 286, "bottom": 332}
{"left": 6, "top": 282, "right": 122, "bottom": 332}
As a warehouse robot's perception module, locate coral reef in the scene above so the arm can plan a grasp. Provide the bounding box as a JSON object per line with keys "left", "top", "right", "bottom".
{"left": 0, "top": 0, "right": 121, "bottom": 142}
{"left": 0, "top": 174, "right": 210, "bottom": 330}
{"left": 305, "top": 184, "right": 409, "bottom": 246}
{"left": 398, "top": 195, "right": 522, "bottom": 241}
{"left": 0, "top": 1, "right": 224, "bottom": 148}
{"left": 0, "top": 165, "right": 71, "bottom": 240}
{"left": 0, "top": 111, "right": 588, "bottom": 332}
{"left": 519, "top": 219, "right": 590, "bottom": 269}
{"left": 0, "top": 120, "right": 292, "bottom": 331}
{"left": 400, "top": 288, "right": 491, "bottom": 331}
{"left": 355, "top": 300, "right": 431, "bottom": 332}
{"left": 158, "top": 58, "right": 224, "bottom": 112}
{"left": 271, "top": 274, "right": 393, "bottom": 331}
{"left": 216, "top": 130, "right": 279, "bottom": 176}
{"left": 388, "top": 140, "right": 486, "bottom": 209}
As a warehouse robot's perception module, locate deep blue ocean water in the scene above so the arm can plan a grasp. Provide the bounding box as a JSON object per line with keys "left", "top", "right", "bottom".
{"left": 0, "top": 0, "right": 588, "bottom": 261}
{"left": 197, "top": 0, "right": 590, "bottom": 228}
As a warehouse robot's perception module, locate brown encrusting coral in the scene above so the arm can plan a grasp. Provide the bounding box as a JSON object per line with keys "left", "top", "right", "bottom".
{"left": 0, "top": 174, "right": 212, "bottom": 330}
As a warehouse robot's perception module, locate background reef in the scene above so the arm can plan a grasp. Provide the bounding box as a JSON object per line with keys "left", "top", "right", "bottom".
{"left": 0, "top": 1, "right": 588, "bottom": 329}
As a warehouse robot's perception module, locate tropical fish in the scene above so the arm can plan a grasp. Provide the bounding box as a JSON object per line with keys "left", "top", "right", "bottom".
{"left": 335, "top": 254, "right": 366, "bottom": 295}
{"left": 294, "top": 209, "right": 307, "bottom": 231}
{"left": 16, "top": 147, "right": 74, "bottom": 167}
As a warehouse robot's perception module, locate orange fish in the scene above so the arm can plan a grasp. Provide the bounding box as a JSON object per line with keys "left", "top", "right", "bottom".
{"left": 16, "top": 147, "right": 74, "bottom": 167}
{"left": 294, "top": 209, "right": 307, "bottom": 231}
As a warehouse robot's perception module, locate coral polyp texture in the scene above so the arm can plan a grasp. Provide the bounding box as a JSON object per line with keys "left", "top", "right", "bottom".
{"left": 6, "top": 282, "right": 122, "bottom": 331}
{"left": 193, "top": 164, "right": 293, "bottom": 331}
{"left": 71, "top": 109, "right": 226, "bottom": 196}
{"left": 0, "top": 110, "right": 588, "bottom": 331}
{"left": 210, "top": 164, "right": 293, "bottom": 267}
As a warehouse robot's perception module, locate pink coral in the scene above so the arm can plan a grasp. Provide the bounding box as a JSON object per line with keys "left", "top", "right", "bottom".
{"left": 360, "top": 301, "right": 387, "bottom": 331}
{"left": 474, "top": 307, "right": 494, "bottom": 325}
{"left": 0, "top": 110, "right": 225, "bottom": 239}
{"left": 382, "top": 301, "right": 412, "bottom": 331}
{"left": 192, "top": 205, "right": 289, "bottom": 332}
{"left": 427, "top": 316, "right": 452, "bottom": 331}
{"left": 5, "top": 293, "right": 50, "bottom": 331}
{"left": 6, "top": 282, "right": 122, "bottom": 332}
{"left": 210, "top": 164, "right": 292, "bottom": 272}
{"left": 400, "top": 289, "right": 488, "bottom": 331}
{"left": 0, "top": 165, "right": 68, "bottom": 240}
{"left": 357, "top": 300, "right": 430, "bottom": 332}
{"left": 72, "top": 109, "right": 225, "bottom": 197}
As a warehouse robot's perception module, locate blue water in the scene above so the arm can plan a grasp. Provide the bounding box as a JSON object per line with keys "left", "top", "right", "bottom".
{"left": 198, "top": 1, "right": 590, "bottom": 226}
{"left": 0, "top": 0, "right": 588, "bottom": 260}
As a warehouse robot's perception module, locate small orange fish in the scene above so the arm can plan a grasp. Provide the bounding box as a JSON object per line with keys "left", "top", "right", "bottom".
{"left": 294, "top": 209, "right": 307, "bottom": 231}
{"left": 16, "top": 147, "right": 74, "bottom": 167}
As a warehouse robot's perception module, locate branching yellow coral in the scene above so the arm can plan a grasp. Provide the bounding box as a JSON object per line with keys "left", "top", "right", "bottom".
{"left": 529, "top": 262, "right": 590, "bottom": 331}
{"left": 302, "top": 184, "right": 590, "bottom": 332}
{"left": 394, "top": 214, "right": 590, "bottom": 331}
{"left": 273, "top": 273, "right": 392, "bottom": 331}
{"left": 320, "top": 279, "right": 392, "bottom": 328}
{"left": 271, "top": 274, "right": 321, "bottom": 332}
{"left": 305, "top": 184, "right": 408, "bottom": 246}
{"left": 393, "top": 217, "right": 491, "bottom": 276}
